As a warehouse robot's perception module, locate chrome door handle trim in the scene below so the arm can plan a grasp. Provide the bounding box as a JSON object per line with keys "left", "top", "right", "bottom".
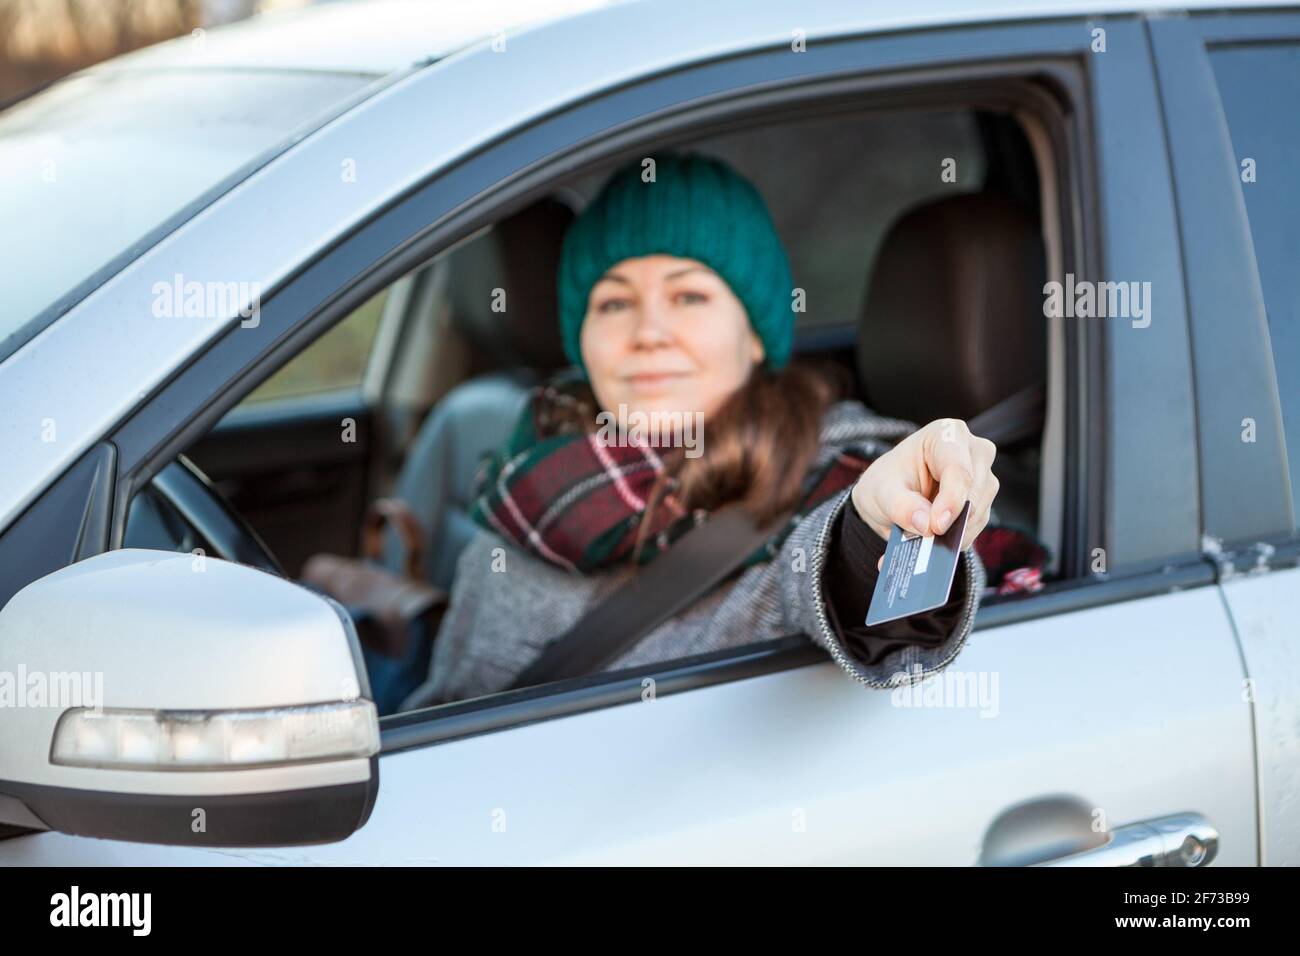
{"left": 1036, "top": 812, "right": 1219, "bottom": 867}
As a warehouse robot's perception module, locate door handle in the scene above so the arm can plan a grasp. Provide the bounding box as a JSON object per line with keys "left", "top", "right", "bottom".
{"left": 1035, "top": 813, "right": 1219, "bottom": 867}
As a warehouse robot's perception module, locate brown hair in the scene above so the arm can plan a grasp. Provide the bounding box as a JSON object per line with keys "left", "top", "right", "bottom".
{"left": 537, "top": 361, "right": 852, "bottom": 562}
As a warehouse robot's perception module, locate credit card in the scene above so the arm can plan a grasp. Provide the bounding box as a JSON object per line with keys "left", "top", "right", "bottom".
{"left": 865, "top": 500, "right": 971, "bottom": 627}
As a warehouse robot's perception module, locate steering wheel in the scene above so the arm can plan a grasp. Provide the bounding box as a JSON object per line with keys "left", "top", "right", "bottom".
{"left": 138, "top": 455, "right": 285, "bottom": 577}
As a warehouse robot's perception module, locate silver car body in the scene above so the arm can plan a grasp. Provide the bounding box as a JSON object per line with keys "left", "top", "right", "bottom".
{"left": 0, "top": 0, "right": 1295, "bottom": 864}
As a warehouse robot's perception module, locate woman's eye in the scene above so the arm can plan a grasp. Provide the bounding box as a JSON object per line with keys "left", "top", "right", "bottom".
{"left": 677, "top": 291, "right": 707, "bottom": 305}
{"left": 596, "top": 298, "right": 630, "bottom": 313}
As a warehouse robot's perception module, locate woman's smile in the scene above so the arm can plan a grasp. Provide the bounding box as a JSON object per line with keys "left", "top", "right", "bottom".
{"left": 581, "top": 254, "right": 764, "bottom": 420}
{"left": 622, "top": 370, "right": 692, "bottom": 391}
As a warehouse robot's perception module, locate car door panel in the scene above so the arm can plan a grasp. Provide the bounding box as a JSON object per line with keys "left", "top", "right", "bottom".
{"left": 0, "top": 586, "right": 1254, "bottom": 865}
{"left": 1215, "top": 568, "right": 1300, "bottom": 866}
{"left": 302, "top": 589, "right": 1257, "bottom": 865}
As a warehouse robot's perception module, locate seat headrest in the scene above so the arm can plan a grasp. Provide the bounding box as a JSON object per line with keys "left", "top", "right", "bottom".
{"left": 447, "top": 196, "right": 574, "bottom": 371}
{"left": 856, "top": 192, "right": 1046, "bottom": 426}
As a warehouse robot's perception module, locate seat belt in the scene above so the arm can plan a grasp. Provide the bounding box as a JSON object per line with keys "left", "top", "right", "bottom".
{"left": 507, "top": 504, "right": 791, "bottom": 691}
{"left": 965, "top": 382, "right": 1045, "bottom": 448}
{"left": 508, "top": 385, "right": 1045, "bottom": 692}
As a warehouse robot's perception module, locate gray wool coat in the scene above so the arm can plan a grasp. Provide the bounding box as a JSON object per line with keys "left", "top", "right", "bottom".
{"left": 400, "top": 400, "right": 986, "bottom": 710}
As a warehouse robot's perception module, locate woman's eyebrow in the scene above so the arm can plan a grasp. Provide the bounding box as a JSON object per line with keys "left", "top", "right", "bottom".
{"left": 594, "top": 266, "right": 712, "bottom": 284}
{"left": 664, "top": 266, "right": 712, "bottom": 280}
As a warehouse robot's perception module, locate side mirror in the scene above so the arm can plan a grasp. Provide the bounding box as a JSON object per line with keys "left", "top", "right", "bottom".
{"left": 0, "top": 549, "right": 379, "bottom": 847}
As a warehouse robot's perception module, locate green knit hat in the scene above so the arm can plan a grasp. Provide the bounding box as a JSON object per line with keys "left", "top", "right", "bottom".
{"left": 557, "top": 151, "right": 795, "bottom": 376}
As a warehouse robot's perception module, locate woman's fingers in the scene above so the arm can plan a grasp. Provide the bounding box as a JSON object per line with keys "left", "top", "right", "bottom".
{"left": 923, "top": 420, "right": 975, "bottom": 535}
{"left": 882, "top": 486, "right": 941, "bottom": 538}
{"left": 853, "top": 422, "right": 1001, "bottom": 553}
{"left": 961, "top": 471, "right": 998, "bottom": 550}
{"left": 959, "top": 441, "right": 1000, "bottom": 550}
{"left": 919, "top": 421, "right": 1001, "bottom": 549}
{"left": 851, "top": 459, "right": 934, "bottom": 540}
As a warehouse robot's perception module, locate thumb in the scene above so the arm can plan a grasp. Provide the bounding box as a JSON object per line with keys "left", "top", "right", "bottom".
{"left": 884, "top": 488, "right": 937, "bottom": 537}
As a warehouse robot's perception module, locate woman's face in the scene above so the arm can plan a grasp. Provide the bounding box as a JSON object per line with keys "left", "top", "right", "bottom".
{"left": 579, "top": 254, "right": 764, "bottom": 421}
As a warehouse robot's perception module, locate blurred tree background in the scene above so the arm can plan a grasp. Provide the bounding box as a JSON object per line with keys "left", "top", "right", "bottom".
{"left": 0, "top": 0, "right": 275, "bottom": 104}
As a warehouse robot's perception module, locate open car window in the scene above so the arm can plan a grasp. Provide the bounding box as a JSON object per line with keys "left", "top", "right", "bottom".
{"left": 131, "top": 94, "right": 1059, "bottom": 719}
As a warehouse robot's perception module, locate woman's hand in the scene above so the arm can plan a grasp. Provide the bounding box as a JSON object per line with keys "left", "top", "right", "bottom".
{"left": 850, "top": 418, "right": 999, "bottom": 558}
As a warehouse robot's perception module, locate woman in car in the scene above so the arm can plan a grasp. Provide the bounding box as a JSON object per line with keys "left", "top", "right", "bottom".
{"left": 401, "top": 150, "right": 998, "bottom": 709}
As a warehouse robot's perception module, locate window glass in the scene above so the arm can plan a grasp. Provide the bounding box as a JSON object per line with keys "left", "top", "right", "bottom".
{"left": 1210, "top": 43, "right": 1300, "bottom": 521}
{"left": 242, "top": 288, "right": 388, "bottom": 403}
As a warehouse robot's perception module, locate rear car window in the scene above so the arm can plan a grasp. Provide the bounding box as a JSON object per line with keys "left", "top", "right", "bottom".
{"left": 1209, "top": 42, "right": 1300, "bottom": 524}
{"left": 0, "top": 67, "right": 377, "bottom": 360}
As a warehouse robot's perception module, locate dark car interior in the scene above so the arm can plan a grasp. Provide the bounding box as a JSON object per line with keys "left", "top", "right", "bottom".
{"left": 128, "top": 102, "right": 1056, "bottom": 657}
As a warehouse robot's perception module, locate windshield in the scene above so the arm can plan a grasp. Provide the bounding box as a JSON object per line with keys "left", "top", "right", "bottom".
{"left": 0, "top": 67, "right": 378, "bottom": 359}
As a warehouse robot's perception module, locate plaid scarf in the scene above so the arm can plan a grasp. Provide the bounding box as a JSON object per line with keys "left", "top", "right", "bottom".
{"left": 467, "top": 380, "right": 1052, "bottom": 592}
{"left": 467, "top": 383, "right": 873, "bottom": 575}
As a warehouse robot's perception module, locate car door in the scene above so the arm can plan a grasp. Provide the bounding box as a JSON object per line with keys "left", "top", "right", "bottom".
{"left": 0, "top": 7, "right": 1257, "bottom": 864}
{"left": 1149, "top": 9, "right": 1300, "bottom": 866}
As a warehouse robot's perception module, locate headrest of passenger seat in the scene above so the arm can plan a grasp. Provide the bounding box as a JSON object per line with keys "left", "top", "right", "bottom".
{"left": 857, "top": 192, "right": 1046, "bottom": 427}
{"left": 447, "top": 196, "right": 574, "bottom": 371}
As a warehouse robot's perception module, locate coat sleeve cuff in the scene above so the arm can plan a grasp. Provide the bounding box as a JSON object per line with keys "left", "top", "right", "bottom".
{"left": 809, "top": 487, "right": 986, "bottom": 688}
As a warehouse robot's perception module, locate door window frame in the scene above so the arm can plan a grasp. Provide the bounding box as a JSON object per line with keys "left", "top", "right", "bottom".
{"left": 87, "top": 17, "right": 1208, "bottom": 748}
{"left": 1149, "top": 10, "right": 1300, "bottom": 548}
